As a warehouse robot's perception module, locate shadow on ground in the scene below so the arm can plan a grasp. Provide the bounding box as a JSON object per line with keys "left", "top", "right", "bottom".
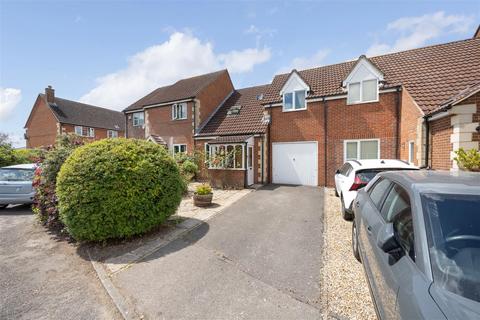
{"left": 77, "top": 218, "right": 210, "bottom": 265}
{"left": 0, "top": 204, "right": 34, "bottom": 216}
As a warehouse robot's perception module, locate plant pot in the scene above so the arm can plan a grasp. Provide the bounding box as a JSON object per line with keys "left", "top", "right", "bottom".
{"left": 193, "top": 193, "right": 213, "bottom": 207}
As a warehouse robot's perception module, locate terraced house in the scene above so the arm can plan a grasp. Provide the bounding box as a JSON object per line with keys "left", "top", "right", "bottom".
{"left": 25, "top": 86, "right": 125, "bottom": 148}
{"left": 126, "top": 31, "right": 479, "bottom": 188}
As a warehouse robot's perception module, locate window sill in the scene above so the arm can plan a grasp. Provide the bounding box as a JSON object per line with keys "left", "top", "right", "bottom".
{"left": 208, "top": 167, "right": 246, "bottom": 171}
{"left": 282, "top": 107, "right": 307, "bottom": 112}
{"left": 172, "top": 118, "right": 188, "bottom": 121}
{"left": 346, "top": 99, "right": 379, "bottom": 105}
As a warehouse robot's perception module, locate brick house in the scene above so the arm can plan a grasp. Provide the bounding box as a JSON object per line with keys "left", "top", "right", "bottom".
{"left": 122, "top": 69, "right": 234, "bottom": 154}
{"left": 24, "top": 86, "right": 125, "bottom": 148}
{"left": 194, "top": 85, "right": 270, "bottom": 189}
{"left": 261, "top": 34, "right": 480, "bottom": 186}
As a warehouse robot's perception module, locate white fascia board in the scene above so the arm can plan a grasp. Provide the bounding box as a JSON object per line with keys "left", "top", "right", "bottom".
{"left": 279, "top": 71, "right": 310, "bottom": 95}
{"left": 342, "top": 57, "right": 384, "bottom": 87}
{"left": 194, "top": 136, "right": 218, "bottom": 140}
{"left": 144, "top": 98, "right": 193, "bottom": 109}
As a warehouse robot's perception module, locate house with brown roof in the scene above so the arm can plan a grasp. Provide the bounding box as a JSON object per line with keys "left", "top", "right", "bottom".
{"left": 25, "top": 86, "right": 125, "bottom": 148}
{"left": 122, "top": 69, "right": 234, "bottom": 154}
{"left": 261, "top": 33, "right": 480, "bottom": 186}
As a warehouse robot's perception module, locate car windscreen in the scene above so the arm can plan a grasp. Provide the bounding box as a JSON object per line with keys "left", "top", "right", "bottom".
{"left": 422, "top": 193, "right": 480, "bottom": 302}
{"left": 0, "top": 168, "right": 35, "bottom": 182}
{"left": 356, "top": 168, "right": 416, "bottom": 183}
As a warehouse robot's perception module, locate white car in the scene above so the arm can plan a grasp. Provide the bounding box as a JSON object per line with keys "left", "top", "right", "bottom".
{"left": 0, "top": 163, "right": 37, "bottom": 208}
{"left": 334, "top": 159, "right": 418, "bottom": 220}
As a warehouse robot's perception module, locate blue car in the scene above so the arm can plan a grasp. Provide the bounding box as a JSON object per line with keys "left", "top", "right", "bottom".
{"left": 0, "top": 164, "right": 37, "bottom": 208}
{"left": 352, "top": 170, "right": 480, "bottom": 319}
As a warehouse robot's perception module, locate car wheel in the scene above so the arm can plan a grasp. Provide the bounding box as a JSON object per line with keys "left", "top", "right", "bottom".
{"left": 352, "top": 220, "right": 361, "bottom": 262}
{"left": 341, "top": 195, "right": 354, "bottom": 221}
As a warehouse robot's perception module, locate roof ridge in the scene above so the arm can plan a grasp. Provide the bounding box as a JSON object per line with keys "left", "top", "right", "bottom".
{"left": 43, "top": 94, "right": 122, "bottom": 114}
{"left": 236, "top": 84, "right": 270, "bottom": 92}
{"left": 174, "top": 68, "right": 227, "bottom": 84}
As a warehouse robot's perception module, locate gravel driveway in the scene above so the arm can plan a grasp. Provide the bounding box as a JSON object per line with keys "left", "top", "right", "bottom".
{"left": 0, "top": 205, "right": 120, "bottom": 320}
{"left": 320, "top": 188, "right": 376, "bottom": 319}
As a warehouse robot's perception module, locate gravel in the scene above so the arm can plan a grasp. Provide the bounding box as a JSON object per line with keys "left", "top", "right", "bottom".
{"left": 320, "top": 188, "right": 376, "bottom": 320}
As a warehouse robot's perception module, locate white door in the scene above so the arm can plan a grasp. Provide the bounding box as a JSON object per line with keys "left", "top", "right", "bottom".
{"left": 272, "top": 142, "right": 318, "bottom": 186}
{"left": 247, "top": 139, "right": 254, "bottom": 186}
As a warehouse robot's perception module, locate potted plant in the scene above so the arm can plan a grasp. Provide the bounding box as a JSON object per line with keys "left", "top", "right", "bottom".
{"left": 193, "top": 183, "right": 213, "bottom": 207}
{"left": 453, "top": 148, "right": 480, "bottom": 172}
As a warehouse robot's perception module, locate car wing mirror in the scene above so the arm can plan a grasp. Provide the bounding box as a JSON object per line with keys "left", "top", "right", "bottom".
{"left": 377, "top": 223, "right": 400, "bottom": 253}
{"left": 335, "top": 169, "right": 340, "bottom": 174}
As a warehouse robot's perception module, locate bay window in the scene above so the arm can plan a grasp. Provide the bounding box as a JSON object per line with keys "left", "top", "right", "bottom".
{"left": 208, "top": 144, "right": 245, "bottom": 169}
{"left": 347, "top": 79, "right": 378, "bottom": 104}
{"left": 283, "top": 90, "right": 306, "bottom": 111}
{"left": 345, "top": 139, "right": 379, "bottom": 161}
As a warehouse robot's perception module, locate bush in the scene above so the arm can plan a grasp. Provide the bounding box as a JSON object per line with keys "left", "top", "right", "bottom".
{"left": 56, "top": 138, "right": 184, "bottom": 241}
{"left": 32, "top": 134, "right": 84, "bottom": 229}
{"left": 195, "top": 183, "right": 212, "bottom": 195}
{"left": 454, "top": 148, "right": 480, "bottom": 172}
{"left": 12, "top": 148, "right": 45, "bottom": 164}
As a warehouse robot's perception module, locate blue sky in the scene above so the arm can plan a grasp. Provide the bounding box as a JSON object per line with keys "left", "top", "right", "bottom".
{"left": 1, "top": 0, "right": 479, "bottom": 147}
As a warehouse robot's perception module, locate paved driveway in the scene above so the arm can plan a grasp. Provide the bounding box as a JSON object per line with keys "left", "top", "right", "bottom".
{"left": 0, "top": 206, "right": 120, "bottom": 320}
{"left": 112, "top": 185, "right": 324, "bottom": 319}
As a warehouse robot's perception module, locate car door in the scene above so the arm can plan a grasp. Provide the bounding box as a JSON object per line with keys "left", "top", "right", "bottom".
{"left": 357, "top": 177, "right": 392, "bottom": 317}
{"left": 338, "top": 164, "right": 353, "bottom": 197}
{"left": 334, "top": 163, "right": 349, "bottom": 194}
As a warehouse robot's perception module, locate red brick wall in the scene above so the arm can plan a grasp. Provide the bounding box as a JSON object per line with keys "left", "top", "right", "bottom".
{"left": 25, "top": 96, "right": 59, "bottom": 148}
{"left": 146, "top": 101, "right": 195, "bottom": 152}
{"left": 208, "top": 169, "right": 245, "bottom": 189}
{"left": 60, "top": 124, "right": 125, "bottom": 141}
{"left": 196, "top": 71, "right": 234, "bottom": 128}
{"left": 125, "top": 112, "right": 145, "bottom": 139}
{"left": 429, "top": 115, "right": 453, "bottom": 170}
{"left": 399, "top": 88, "right": 422, "bottom": 165}
{"left": 268, "top": 92, "right": 399, "bottom": 186}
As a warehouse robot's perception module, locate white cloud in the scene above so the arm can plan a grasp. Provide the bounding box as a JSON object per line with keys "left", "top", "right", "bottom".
{"left": 367, "top": 11, "right": 475, "bottom": 56}
{"left": 0, "top": 88, "right": 22, "bottom": 120}
{"left": 279, "top": 49, "right": 330, "bottom": 73}
{"left": 244, "top": 24, "right": 277, "bottom": 47}
{"left": 80, "top": 32, "right": 271, "bottom": 110}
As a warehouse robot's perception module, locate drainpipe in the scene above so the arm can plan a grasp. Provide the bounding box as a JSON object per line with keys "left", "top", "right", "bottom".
{"left": 125, "top": 113, "right": 128, "bottom": 138}
{"left": 261, "top": 135, "right": 264, "bottom": 184}
{"left": 395, "top": 87, "right": 401, "bottom": 159}
{"left": 322, "top": 97, "right": 328, "bottom": 187}
{"left": 193, "top": 100, "right": 197, "bottom": 152}
{"left": 267, "top": 108, "right": 272, "bottom": 184}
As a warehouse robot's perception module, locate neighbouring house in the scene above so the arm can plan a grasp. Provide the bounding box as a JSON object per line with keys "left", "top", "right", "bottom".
{"left": 25, "top": 86, "right": 125, "bottom": 148}
{"left": 194, "top": 85, "right": 270, "bottom": 189}
{"left": 261, "top": 33, "right": 480, "bottom": 186}
{"left": 122, "top": 69, "right": 234, "bottom": 154}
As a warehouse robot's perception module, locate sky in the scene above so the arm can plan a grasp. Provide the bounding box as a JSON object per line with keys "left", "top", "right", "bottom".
{"left": 1, "top": 0, "right": 479, "bottom": 147}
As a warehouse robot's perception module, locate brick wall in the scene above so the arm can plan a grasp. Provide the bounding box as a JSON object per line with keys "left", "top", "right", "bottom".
{"left": 196, "top": 71, "right": 234, "bottom": 128}
{"left": 268, "top": 91, "right": 399, "bottom": 186}
{"left": 146, "top": 101, "right": 195, "bottom": 152}
{"left": 25, "top": 95, "right": 59, "bottom": 148}
{"left": 399, "top": 89, "right": 423, "bottom": 165}
{"left": 60, "top": 124, "right": 125, "bottom": 141}
{"left": 125, "top": 112, "right": 145, "bottom": 138}
{"left": 208, "top": 169, "right": 245, "bottom": 189}
{"left": 429, "top": 115, "right": 453, "bottom": 170}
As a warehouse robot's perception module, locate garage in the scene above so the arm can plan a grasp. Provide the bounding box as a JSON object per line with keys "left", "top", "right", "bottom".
{"left": 272, "top": 142, "right": 318, "bottom": 186}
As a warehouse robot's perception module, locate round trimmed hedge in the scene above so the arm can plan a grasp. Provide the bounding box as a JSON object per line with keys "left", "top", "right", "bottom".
{"left": 56, "top": 138, "right": 184, "bottom": 241}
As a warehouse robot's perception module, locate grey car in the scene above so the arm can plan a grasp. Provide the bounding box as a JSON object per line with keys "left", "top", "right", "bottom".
{"left": 0, "top": 164, "right": 37, "bottom": 208}
{"left": 352, "top": 170, "right": 480, "bottom": 319}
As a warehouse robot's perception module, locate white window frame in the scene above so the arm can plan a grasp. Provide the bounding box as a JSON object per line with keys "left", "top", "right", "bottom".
{"left": 347, "top": 79, "right": 379, "bottom": 105}
{"left": 343, "top": 138, "right": 380, "bottom": 162}
{"left": 132, "top": 112, "right": 145, "bottom": 127}
{"left": 283, "top": 90, "right": 307, "bottom": 112}
{"left": 107, "top": 130, "right": 118, "bottom": 138}
{"left": 88, "top": 127, "right": 95, "bottom": 138}
{"left": 74, "top": 126, "right": 83, "bottom": 136}
{"left": 208, "top": 143, "right": 245, "bottom": 170}
{"left": 173, "top": 144, "right": 187, "bottom": 154}
{"left": 172, "top": 103, "right": 187, "bottom": 120}
{"left": 408, "top": 141, "right": 415, "bottom": 164}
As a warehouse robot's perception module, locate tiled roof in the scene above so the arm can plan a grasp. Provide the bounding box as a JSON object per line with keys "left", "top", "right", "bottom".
{"left": 434, "top": 82, "right": 480, "bottom": 113}
{"left": 197, "top": 84, "right": 270, "bottom": 136}
{"left": 147, "top": 134, "right": 167, "bottom": 145}
{"left": 263, "top": 38, "right": 480, "bottom": 114}
{"left": 43, "top": 95, "right": 125, "bottom": 131}
{"left": 208, "top": 135, "right": 253, "bottom": 144}
{"left": 123, "top": 69, "right": 229, "bottom": 112}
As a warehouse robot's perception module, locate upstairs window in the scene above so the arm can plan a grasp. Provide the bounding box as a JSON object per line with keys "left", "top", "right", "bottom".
{"left": 173, "top": 144, "right": 187, "bottom": 154}
{"left": 172, "top": 103, "right": 187, "bottom": 120}
{"left": 347, "top": 79, "right": 378, "bottom": 104}
{"left": 283, "top": 90, "right": 306, "bottom": 111}
{"left": 132, "top": 112, "right": 144, "bottom": 126}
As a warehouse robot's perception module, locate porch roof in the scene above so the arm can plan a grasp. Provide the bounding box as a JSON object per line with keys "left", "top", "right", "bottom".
{"left": 207, "top": 135, "right": 252, "bottom": 144}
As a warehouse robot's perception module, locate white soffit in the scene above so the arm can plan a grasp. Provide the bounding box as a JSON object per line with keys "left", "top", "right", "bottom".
{"left": 343, "top": 57, "right": 384, "bottom": 87}
{"left": 280, "top": 71, "right": 310, "bottom": 95}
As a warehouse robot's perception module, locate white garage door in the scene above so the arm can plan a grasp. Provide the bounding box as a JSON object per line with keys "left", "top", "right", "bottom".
{"left": 272, "top": 142, "right": 318, "bottom": 186}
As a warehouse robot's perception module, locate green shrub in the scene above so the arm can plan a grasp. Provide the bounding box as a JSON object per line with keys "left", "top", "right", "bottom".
{"left": 454, "top": 148, "right": 480, "bottom": 172}
{"left": 32, "top": 134, "right": 84, "bottom": 228}
{"left": 56, "top": 138, "right": 184, "bottom": 241}
{"left": 195, "top": 183, "right": 212, "bottom": 195}
{"left": 12, "top": 148, "right": 45, "bottom": 164}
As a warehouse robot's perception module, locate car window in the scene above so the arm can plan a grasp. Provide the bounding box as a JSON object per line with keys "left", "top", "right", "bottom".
{"left": 339, "top": 163, "right": 352, "bottom": 176}
{"left": 368, "top": 178, "right": 391, "bottom": 209}
{"left": 381, "top": 183, "right": 411, "bottom": 222}
{"left": 345, "top": 164, "right": 353, "bottom": 176}
{"left": 0, "top": 168, "right": 35, "bottom": 181}
{"left": 393, "top": 207, "right": 415, "bottom": 261}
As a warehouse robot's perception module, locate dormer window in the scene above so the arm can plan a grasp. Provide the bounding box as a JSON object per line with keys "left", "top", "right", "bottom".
{"left": 347, "top": 79, "right": 378, "bottom": 104}
{"left": 227, "top": 105, "right": 241, "bottom": 116}
{"left": 283, "top": 90, "right": 306, "bottom": 111}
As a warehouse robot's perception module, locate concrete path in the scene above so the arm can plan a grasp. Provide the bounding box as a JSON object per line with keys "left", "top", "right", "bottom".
{"left": 0, "top": 205, "right": 120, "bottom": 320}
{"left": 111, "top": 185, "right": 324, "bottom": 319}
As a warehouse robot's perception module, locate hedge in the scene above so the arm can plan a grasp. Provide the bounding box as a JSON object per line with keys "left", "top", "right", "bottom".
{"left": 56, "top": 138, "right": 184, "bottom": 241}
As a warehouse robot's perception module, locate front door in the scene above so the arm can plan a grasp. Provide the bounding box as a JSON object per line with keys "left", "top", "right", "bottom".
{"left": 247, "top": 140, "right": 254, "bottom": 186}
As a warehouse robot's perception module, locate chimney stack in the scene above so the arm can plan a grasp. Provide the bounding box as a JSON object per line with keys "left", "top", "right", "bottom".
{"left": 45, "top": 85, "right": 55, "bottom": 103}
